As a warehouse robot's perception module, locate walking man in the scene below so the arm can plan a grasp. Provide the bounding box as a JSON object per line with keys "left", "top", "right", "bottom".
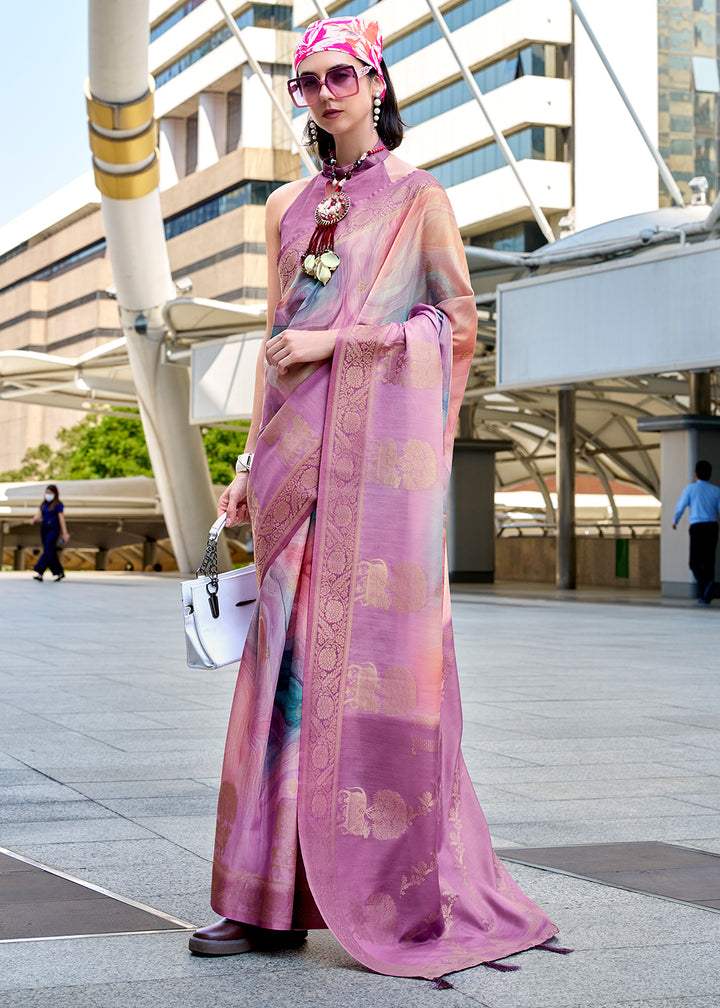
{"left": 673, "top": 459, "right": 720, "bottom": 604}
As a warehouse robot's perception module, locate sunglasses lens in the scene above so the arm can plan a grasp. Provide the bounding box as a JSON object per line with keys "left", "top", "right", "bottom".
{"left": 326, "top": 66, "right": 359, "bottom": 96}
{"left": 298, "top": 76, "right": 320, "bottom": 105}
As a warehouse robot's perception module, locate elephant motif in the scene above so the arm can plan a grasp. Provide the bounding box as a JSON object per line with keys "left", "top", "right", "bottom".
{"left": 356, "top": 559, "right": 427, "bottom": 612}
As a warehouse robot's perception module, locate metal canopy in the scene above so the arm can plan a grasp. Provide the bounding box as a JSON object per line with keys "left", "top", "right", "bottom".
{"left": 0, "top": 298, "right": 268, "bottom": 415}
{"left": 464, "top": 200, "right": 720, "bottom": 525}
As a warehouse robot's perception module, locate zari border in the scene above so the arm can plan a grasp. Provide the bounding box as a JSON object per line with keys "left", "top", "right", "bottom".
{"left": 299, "top": 329, "right": 380, "bottom": 928}
{"left": 250, "top": 445, "right": 321, "bottom": 583}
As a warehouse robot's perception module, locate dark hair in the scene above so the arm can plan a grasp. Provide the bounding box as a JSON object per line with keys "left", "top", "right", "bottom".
{"left": 696, "top": 459, "right": 712, "bottom": 480}
{"left": 44, "top": 484, "right": 60, "bottom": 509}
{"left": 303, "top": 58, "right": 405, "bottom": 160}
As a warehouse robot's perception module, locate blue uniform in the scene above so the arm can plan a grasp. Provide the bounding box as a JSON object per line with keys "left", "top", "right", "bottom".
{"left": 33, "top": 501, "right": 65, "bottom": 578}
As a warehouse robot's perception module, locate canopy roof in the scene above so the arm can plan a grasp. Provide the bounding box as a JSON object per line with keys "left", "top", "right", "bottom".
{"left": 5, "top": 203, "right": 719, "bottom": 527}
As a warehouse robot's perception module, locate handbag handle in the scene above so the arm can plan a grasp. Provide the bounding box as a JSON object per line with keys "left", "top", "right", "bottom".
{"left": 195, "top": 512, "right": 230, "bottom": 616}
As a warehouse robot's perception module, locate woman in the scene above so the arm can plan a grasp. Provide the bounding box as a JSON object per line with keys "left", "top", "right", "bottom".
{"left": 190, "top": 16, "right": 563, "bottom": 979}
{"left": 30, "top": 484, "right": 69, "bottom": 582}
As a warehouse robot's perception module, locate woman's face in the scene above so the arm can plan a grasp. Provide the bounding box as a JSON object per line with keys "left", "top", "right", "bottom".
{"left": 296, "top": 51, "right": 377, "bottom": 144}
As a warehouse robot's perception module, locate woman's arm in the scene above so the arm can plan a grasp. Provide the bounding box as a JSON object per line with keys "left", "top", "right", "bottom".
{"left": 219, "top": 185, "right": 287, "bottom": 526}
{"left": 29, "top": 508, "right": 42, "bottom": 525}
{"left": 58, "top": 511, "right": 70, "bottom": 543}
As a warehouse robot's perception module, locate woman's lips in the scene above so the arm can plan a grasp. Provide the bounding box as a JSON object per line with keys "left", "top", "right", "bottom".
{"left": 322, "top": 109, "right": 342, "bottom": 119}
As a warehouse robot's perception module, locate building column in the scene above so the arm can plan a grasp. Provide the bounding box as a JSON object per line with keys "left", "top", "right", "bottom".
{"left": 14, "top": 546, "right": 25, "bottom": 571}
{"left": 197, "top": 92, "right": 228, "bottom": 170}
{"left": 447, "top": 438, "right": 512, "bottom": 583}
{"left": 690, "top": 371, "right": 712, "bottom": 416}
{"left": 158, "top": 117, "right": 187, "bottom": 188}
{"left": 143, "top": 538, "right": 158, "bottom": 570}
{"left": 638, "top": 414, "right": 720, "bottom": 597}
{"left": 556, "top": 388, "right": 576, "bottom": 589}
{"left": 240, "top": 65, "right": 272, "bottom": 148}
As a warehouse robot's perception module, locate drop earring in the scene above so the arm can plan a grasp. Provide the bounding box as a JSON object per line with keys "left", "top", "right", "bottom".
{"left": 373, "top": 95, "right": 382, "bottom": 128}
{"left": 307, "top": 116, "right": 317, "bottom": 143}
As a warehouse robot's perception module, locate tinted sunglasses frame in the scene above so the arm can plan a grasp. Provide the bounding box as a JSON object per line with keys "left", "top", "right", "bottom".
{"left": 287, "top": 64, "right": 373, "bottom": 108}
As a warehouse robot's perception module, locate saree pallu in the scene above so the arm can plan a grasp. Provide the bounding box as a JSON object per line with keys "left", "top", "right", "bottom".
{"left": 211, "top": 152, "right": 558, "bottom": 977}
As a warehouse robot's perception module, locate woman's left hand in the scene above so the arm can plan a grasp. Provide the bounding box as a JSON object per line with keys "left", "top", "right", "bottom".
{"left": 265, "top": 328, "right": 337, "bottom": 375}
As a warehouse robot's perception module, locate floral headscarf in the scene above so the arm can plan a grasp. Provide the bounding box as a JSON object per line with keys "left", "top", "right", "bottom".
{"left": 293, "top": 17, "right": 386, "bottom": 98}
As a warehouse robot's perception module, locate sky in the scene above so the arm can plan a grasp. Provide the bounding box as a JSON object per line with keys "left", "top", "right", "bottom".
{"left": 0, "top": 4, "right": 90, "bottom": 229}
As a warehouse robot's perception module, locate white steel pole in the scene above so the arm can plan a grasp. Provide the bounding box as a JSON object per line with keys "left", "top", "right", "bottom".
{"left": 423, "top": 0, "right": 556, "bottom": 244}
{"left": 88, "top": 0, "right": 228, "bottom": 572}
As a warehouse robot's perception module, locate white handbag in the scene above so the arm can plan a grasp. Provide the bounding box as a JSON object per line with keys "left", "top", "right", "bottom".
{"left": 181, "top": 513, "right": 257, "bottom": 669}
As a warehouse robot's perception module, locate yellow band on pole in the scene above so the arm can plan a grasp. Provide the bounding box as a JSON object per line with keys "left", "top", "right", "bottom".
{"left": 92, "top": 152, "right": 160, "bottom": 200}
{"left": 85, "top": 76, "right": 155, "bottom": 131}
{"left": 89, "top": 121, "right": 158, "bottom": 165}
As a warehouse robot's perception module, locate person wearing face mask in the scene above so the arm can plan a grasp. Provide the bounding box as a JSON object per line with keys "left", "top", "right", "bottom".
{"left": 29, "top": 484, "right": 69, "bottom": 582}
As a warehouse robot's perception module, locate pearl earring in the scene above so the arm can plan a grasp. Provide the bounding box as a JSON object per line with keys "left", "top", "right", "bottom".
{"left": 373, "top": 95, "right": 382, "bottom": 128}
{"left": 307, "top": 116, "right": 317, "bottom": 143}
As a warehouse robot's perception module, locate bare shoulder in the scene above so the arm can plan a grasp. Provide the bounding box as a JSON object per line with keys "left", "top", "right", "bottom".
{"left": 266, "top": 177, "right": 315, "bottom": 226}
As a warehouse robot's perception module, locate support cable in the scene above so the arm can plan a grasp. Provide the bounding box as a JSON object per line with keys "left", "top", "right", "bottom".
{"left": 423, "top": 0, "right": 556, "bottom": 243}
{"left": 569, "top": 0, "right": 684, "bottom": 207}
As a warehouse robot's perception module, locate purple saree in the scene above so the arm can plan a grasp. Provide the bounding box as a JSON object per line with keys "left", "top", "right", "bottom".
{"left": 211, "top": 150, "right": 558, "bottom": 977}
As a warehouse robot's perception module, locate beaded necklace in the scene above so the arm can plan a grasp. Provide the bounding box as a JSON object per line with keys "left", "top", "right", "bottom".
{"left": 301, "top": 143, "right": 385, "bottom": 285}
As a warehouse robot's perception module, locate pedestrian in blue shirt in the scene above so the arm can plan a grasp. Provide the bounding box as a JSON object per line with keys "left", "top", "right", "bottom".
{"left": 673, "top": 460, "right": 720, "bottom": 604}
{"left": 29, "top": 484, "right": 70, "bottom": 582}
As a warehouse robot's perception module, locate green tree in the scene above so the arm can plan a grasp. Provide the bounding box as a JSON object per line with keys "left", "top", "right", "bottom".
{"left": 201, "top": 425, "right": 249, "bottom": 484}
{"left": 0, "top": 443, "right": 55, "bottom": 482}
{"left": 53, "top": 414, "right": 153, "bottom": 479}
{"left": 0, "top": 412, "right": 249, "bottom": 484}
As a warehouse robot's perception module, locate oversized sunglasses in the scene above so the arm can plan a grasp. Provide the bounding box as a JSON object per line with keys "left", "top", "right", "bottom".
{"left": 287, "top": 64, "right": 373, "bottom": 108}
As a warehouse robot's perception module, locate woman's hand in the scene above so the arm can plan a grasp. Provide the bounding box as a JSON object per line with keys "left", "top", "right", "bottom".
{"left": 218, "top": 473, "right": 250, "bottom": 528}
{"left": 265, "top": 328, "right": 337, "bottom": 375}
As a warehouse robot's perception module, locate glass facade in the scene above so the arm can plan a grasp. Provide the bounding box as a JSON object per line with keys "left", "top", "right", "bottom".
{"left": 402, "top": 44, "right": 563, "bottom": 126}
{"left": 427, "top": 126, "right": 564, "bottom": 189}
{"left": 385, "top": 0, "right": 511, "bottom": 65}
{"left": 155, "top": 4, "right": 293, "bottom": 87}
{"left": 164, "top": 180, "right": 283, "bottom": 240}
{"left": 658, "top": 0, "right": 720, "bottom": 202}
{"left": 151, "top": 0, "right": 207, "bottom": 43}
{"left": 469, "top": 221, "right": 546, "bottom": 253}
{"left": 1, "top": 183, "right": 281, "bottom": 296}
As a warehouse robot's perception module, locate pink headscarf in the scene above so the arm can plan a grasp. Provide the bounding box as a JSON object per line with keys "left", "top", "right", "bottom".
{"left": 293, "top": 17, "right": 386, "bottom": 98}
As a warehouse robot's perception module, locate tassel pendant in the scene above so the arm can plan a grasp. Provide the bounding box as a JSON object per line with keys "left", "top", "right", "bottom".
{"left": 301, "top": 186, "right": 347, "bottom": 284}
{"left": 301, "top": 144, "right": 384, "bottom": 286}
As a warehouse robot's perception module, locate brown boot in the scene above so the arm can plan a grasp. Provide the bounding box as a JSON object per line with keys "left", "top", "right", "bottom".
{"left": 188, "top": 917, "right": 307, "bottom": 956}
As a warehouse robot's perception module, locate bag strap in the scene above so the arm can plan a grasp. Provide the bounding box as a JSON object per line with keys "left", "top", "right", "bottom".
{"left": 195, "top": 513, "right": 228, "bottom": 617}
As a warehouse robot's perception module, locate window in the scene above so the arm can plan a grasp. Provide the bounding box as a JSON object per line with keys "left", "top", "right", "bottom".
{"left": 469, "top": 222, "right": 545, "bottom": 253}
{"left": 164, "top": 180, "right": 283, "bottom": 240}
{"left": 155, "top": 4, "right": 293, "bottom": 87}
{"left": 427, "top": 126, "right": 562, "bottom": 189}
{"left": 385, "top": 0, "right": 511, "bottom": 66}
{"left": 401, "top": 45, "right": 562, "bottom": 127}
{"left": 151, "top": 1, "right": 207, "bottom": 43}
{"left": 692, "top": 55, "right": 720, "bottom": 92}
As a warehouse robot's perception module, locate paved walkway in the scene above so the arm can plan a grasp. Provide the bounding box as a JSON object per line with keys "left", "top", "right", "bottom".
{"left": 1, "top": 571, "right": 719, "bottom": 1007}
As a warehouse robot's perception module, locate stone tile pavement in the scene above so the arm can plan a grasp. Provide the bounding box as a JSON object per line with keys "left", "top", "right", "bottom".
{"left": 1, "top": 571, "right": 719, "bottom": 1007}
